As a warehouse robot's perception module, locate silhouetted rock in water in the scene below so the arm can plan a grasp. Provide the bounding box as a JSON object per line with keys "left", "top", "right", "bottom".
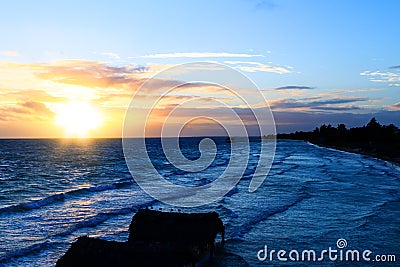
{"left": 56, "top": 210, "right": 225, "bottom": 267}
{"left": 56, "top": 236, "right": 198, "bottom": 267}
{"left": 129, "top": 209, "right": 225, "bottom": 258}
{"left": 56, "top": 236, "right": 136, "bottom": 267}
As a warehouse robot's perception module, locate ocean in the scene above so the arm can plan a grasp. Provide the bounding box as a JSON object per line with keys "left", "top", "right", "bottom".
{"left": 0, "top": 138, "right": 399, "bottom": 266}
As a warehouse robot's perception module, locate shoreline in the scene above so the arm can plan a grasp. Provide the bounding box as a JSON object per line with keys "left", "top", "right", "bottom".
{"left": 302, "top": 140, "right": 400, "bottom": 167}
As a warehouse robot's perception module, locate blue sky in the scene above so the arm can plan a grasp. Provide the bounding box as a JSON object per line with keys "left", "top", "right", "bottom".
{"left": 0, "top": 0, "right": 399, "bottom": 137}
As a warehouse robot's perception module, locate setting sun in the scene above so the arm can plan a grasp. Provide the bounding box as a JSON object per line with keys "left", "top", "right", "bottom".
{"left": 55, "top": 102, "right": 102, "bottom": 137}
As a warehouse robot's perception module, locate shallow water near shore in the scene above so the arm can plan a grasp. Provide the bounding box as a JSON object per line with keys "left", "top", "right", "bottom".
{"left": 0, "top": 138, "right": 399, "bottom": 266}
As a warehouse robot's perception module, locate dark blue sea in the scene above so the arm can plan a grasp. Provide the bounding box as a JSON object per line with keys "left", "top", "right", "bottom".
{"left": 0, "top": 138, "right": 399, "bottom": 266}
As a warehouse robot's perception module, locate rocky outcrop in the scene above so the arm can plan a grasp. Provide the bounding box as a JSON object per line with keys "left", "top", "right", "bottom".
{"left": 56, "top": 210, "right": 225, "bottom": 267}
{"left": 129, "top": 209, "right": 225, "bottom": 250}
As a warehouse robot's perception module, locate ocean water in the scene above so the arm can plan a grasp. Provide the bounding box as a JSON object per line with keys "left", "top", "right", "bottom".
{"left": 0, "top": 138, "right": 399, "bottom": 266}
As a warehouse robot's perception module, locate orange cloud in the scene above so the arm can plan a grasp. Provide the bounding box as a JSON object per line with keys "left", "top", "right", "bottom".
{"left": 1, "top": 60, "right": 253, "bottom": 137}
{"left": 33, "top": 60, "right": 147, "bottom": 89}
{"left": 0, "top": 100, "right": 54, "bottom": 121}
{"left": 0, "top": 51, "right": 20, "bottom": 57}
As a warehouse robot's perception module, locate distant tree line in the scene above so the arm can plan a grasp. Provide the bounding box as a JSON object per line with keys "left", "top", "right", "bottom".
{"left": 277, "top": 118, "right": 400, "bottom": 162}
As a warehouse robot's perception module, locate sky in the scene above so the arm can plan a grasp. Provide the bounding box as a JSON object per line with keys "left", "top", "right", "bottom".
{"left": 0, "top": 0, "right": 399, "bottom": 138}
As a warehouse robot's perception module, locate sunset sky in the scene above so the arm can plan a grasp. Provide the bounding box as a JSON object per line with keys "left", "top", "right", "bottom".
{"left": 1, "top": 0, "right": 399, "bottom": 138}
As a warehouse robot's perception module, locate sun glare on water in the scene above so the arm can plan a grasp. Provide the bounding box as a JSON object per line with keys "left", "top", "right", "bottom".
{"left": 56, "top": 102, "right": 102, "bottom": 137}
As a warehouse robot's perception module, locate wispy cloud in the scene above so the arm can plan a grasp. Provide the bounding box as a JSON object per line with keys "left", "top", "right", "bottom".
{"left": 33, "top": 60, "right": 148, "bottom": 89}
{"left": 2, "top": 58, "right": 394, "bottom": 137}
{"left": 141, "top": 52, "right": 265, "bottom": 59}
{"left": 0, "top": 51, "right": 20, "bottom": 57}
{"left": 224, "top": 61, "right": 291, "bottom": 74}
{"left": 255, "top": 0, "right": 277, "bottom": 10}
{"left": 0, "top": 101, "right": 54, "bottom": 121}
{"left": 388, "top": 102, "right": 400, "bottom": 110}
{"left": 149, "top": 96, "right": 369, "bottom": 123}
{"left": 275, "top": 85, "right": 315, "bottom": 90}
{"left": 100, "top": 52, "right": 120, "bottom": 60}
{"left": 360, "top": 68, "right": 400, "bottom": 86}
{"left": 269, "top": 96, "right": 368, "bottom": 112}
{"left": 0, "top": 60, "right": 242, "bottom": 113}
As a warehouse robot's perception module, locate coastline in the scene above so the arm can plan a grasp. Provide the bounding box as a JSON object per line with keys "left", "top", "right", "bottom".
{"left": 298, "top": 140, "right": 400, "bottom": 167}
{"left": 276, "top": 118, "right": 400, "bottom": 167}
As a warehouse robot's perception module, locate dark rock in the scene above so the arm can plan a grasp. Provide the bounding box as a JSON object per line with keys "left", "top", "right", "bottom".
{"left": 56, "top": 210, "right": 225, "bottom": 267}
{"left": 129, "top": 209, "right": 225, "bottom": 247}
